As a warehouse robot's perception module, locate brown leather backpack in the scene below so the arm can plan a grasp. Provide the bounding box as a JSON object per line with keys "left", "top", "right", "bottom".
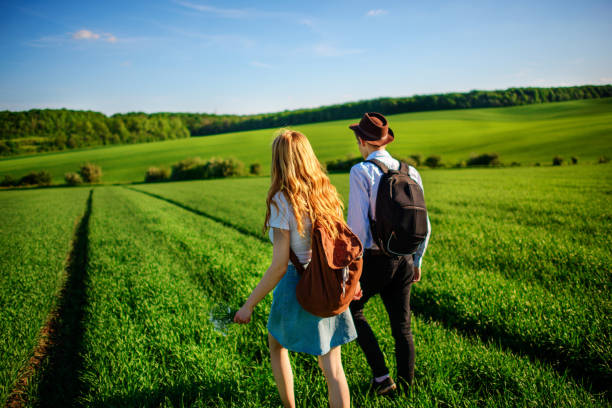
{"left": 289, "top": 220, "right": 363, "bottom": 318}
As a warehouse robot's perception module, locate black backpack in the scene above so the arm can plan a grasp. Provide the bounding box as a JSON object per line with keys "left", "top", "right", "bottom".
{"left": 366, "top": 158, "right": 428, "bottom": 257}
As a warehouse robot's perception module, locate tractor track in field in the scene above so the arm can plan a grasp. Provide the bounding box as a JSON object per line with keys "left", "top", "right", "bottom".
{"left": 124, "top": 184, "right": 611, "bottom": 401}
{"left": 412, "top": 286, "right": 611, "bottom": 400}
{"left": 124, "top": 186, "right": 268, "bottom": 244}
{"left": 5, "top": 189, "right": 93, "bottom": 408}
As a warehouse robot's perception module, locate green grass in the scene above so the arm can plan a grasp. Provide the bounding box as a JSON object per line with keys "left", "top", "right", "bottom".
{"left": 2, "top": 161, "right": 610, "bottom": 406}
{"left": 133, "top": 164, "right": 612, "bottom": 394}
{"left": 1, "top": 98, "right": 611, "bottom": 184}
{"left": 20, "top": 183, "right": 606, "bottom": 407}
{"left": 0, "top": 186, "right": 91, "bottom": 404}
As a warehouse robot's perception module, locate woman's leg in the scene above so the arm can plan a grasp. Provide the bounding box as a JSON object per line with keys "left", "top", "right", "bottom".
{"left": 318, "top": 346, "right": 350, "bottom": 408}
{"left": 268, "top": 332, "right": 295, "bottom": 408}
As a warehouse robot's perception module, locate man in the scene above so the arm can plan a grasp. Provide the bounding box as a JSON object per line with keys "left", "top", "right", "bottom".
{"left": 347, "top": 112, "right": 431, "bottom": 395}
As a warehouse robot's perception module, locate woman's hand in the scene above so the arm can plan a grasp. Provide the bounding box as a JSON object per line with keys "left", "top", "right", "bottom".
{"left": 233, "top": 228, "right": 290, "bottom": 325}
{"left": 233, "top": 304, "right": 253, "bottom": 324}
{"left": 353, "top": 280, "right": 363, "bottom": 300}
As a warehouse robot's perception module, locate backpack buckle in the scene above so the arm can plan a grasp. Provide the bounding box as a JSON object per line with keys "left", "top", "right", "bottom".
{"left": 341, "top": 266, "right": 349, "bottom": 296}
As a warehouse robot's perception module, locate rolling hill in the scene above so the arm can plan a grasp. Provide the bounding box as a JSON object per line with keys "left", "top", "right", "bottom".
{"left": 0, "top": 98, "right": 610, "bottom": 184}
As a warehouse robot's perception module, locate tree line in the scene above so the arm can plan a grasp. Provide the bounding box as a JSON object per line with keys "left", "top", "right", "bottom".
{"left": 1, "top": 85, "right": 610, "bottom": 157}
{"left": 0, "top": 111, "right": 190, "bottom": 156}
{"left": 179, "top": 85, "right": 612, "bottom": 136}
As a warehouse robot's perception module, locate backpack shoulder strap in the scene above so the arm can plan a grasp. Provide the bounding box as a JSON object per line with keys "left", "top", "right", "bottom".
{"left": 289, "top": 248, "right": 306, "bottom": 275}
{"left": 365, "top": 159, "right": 389, "bottom": 174}
{"left": 398, "top": 160, "right": 410, "bottom": 176}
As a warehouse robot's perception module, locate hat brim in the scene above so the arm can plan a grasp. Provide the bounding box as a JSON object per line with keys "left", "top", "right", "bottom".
{"left": 350, "top": 125, "right": 394, "bottom": 146}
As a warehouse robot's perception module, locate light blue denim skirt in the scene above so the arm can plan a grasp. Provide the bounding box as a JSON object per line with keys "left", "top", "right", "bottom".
{"left": 267, "top": 264, "right": 357, "bottom": 356}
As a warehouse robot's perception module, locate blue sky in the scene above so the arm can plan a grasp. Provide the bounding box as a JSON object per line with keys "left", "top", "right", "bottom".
{"left": 1, "top": 0, "right": 611, "bottom": 115}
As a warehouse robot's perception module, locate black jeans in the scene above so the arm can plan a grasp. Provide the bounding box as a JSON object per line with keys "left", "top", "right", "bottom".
{"left": 349, "top": 251, "right": 415, "bottom": 385}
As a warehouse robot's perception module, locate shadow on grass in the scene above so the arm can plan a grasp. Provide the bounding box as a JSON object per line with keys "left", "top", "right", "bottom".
{"left": 123, "top": 186, "right": 268, "bottom": 244}
{"left": 412, "top": 286, "right": 610, "bottom": 400}
{"left": 34, "top": 189, "right": 93, "bottom": 407}
{"left": 0, "top": 183, "right": 98, "bottom": 192}
{"left": 84, "top": 376, "right": 276, "bottom": 408}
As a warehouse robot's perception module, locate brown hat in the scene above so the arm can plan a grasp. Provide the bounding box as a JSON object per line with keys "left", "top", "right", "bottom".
{"left": 349, "top": 112, "right": 394, "bottom": 146}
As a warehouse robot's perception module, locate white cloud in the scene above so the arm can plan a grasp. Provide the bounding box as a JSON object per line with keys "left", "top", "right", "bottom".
{"left": 511, "top": 69, "right": 531, "bottom": 79}
{"left": 155, "top": 22, "right": 256, "bottom": 48}
{"left": 174, "top": 1, "right": 250, "bottom": 18}
{"left": 173, "top": 0, "right": 299, "bottom": 20}
{"left": 313, "top": 44, "right": 364, "bottom": 57}
{"left": 366, "top": 9, "right": 387, "bottom": 17}
{"left": 250, "top": 61, "right": 273, "bottom": 69}
{"left": 300, "top": 18, "right": 314, "bottom": 27}
{"left": 73, "top": 29, "right": 100, "bottom": 40}
{"left": 72, "top": 29, "right": 117, "bottom": 43}
{"left": 25, "top": 34, "right": 69, "bottom": 47}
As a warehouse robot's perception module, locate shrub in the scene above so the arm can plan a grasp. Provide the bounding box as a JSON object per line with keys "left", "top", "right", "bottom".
{"left": 409, "top": 154, "right": 422, "bottom": 166}
{"left": 571, "top": 156, "right": 578, "bottom": 165}
{"left": 64, "top": 172, "right": 83, "bottom": 186}
{"left": 424, "top": 155, "right": 442, "bottom": 168}
{"left": 510, "top": 161, "right": 521, "bottom": 167}
{"left": 535, "top": 162, "right": 541, "bottom": 167}
{"left": 467, "top": 153, "right": 500, "bottom": 166}
{"left": 598, "top": 156, "right": 610, "bottom": 164}
{"left": 0, "top": 141, "right": 10, "bottom": 156}
{"left": 552, "top": 156, "right": 564, "bottom": 166}
{"left": 250, "top": 162, "right": 262, "bottom": 176}
{"left": 145, "top": 166, "right": 170, "bottom": 183}
{"left": 19, "top": 170, "right": 52, "bottom": 186}
{"left": 397, "top": 157, "right": 418, "bottom": 168}
{"left": 215, "top": 157, "right": 245, "bottom": 177}
{"left": 200, "top": 157, "right": 243, "bottom": 178}
{"left": 326, "top": 156, "right": 362, "bottom": 173}
{"left": 1, "top": 175, "right": 18, "bottom": 187}
{"left": 453, "top": 160, "right": 467, "bottom": 168}
{"left": 171, "top": 157, "right": 246, "bottom": 181}
{"left": 171, "top": 157, "right": 207, "bottom": 180}
{"left": 79, "top": 162, "right": 102, "bottom": 183}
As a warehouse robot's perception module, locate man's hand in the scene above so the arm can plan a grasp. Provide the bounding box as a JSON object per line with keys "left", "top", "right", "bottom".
{"left": 233, "top": 303, "right": 253, "bottom": 324}
{"left": 412, "top": 266, "right": 422, "bottom": 283}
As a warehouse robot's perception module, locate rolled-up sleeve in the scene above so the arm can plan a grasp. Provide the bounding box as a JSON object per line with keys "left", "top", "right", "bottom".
{"left": 409, "top": 167, "right": 431, "bottom": 268}
{"left": 413, "top": 215, "right": 430, "bottom": 268}
{"left": 347, "top": 165, "right": 370, "bottom": 249}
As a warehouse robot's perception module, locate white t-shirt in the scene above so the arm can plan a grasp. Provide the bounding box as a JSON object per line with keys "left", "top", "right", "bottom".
{"left": 267, "top": 191, "right": 312, "bottom": 265}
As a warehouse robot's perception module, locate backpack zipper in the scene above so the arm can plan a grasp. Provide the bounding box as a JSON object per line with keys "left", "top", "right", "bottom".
{"left": 386, "top": 231, "right": 416, "bottom": 257}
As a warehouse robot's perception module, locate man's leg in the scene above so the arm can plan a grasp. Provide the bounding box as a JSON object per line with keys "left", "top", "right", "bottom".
{"left": 380, "top": 255, "right": 415, "bottom": 387}
{"left": 349, "top": 252, "right": 395, "bottom": 379}
{"left": 349, "top": 295, "right": 389, "bottom": 379}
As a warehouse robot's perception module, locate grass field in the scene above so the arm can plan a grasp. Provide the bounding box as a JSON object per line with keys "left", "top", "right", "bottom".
{"left": 1, "top": 163, "right": 610, "bottom": 407}
{"left": 0, "top": 187, "right": 91, "bottom": 405}
{"left": 0, "top": 98, "right": 611, "bottom": 184}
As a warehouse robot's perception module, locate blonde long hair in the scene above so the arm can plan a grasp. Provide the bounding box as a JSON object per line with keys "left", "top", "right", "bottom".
{"left": 264, "top": 129, "right": 345, "bottom": 240}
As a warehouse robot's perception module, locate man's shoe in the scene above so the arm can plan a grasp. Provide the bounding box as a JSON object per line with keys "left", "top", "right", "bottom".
{"left": 369, "top": 377, "right": 397, "bottom": 396}
{"left": 396, "top": 376, "right": 412, "bottom": 394}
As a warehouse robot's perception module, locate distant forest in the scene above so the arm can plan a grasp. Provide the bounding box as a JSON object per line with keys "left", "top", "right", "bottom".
{"left": 1, "top": 85, "right": 610, "bottom": 157}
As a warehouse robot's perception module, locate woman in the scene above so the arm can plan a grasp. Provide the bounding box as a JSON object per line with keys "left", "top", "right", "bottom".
{"left": 234, "top": 129, "right": 360, "bottom": 408}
